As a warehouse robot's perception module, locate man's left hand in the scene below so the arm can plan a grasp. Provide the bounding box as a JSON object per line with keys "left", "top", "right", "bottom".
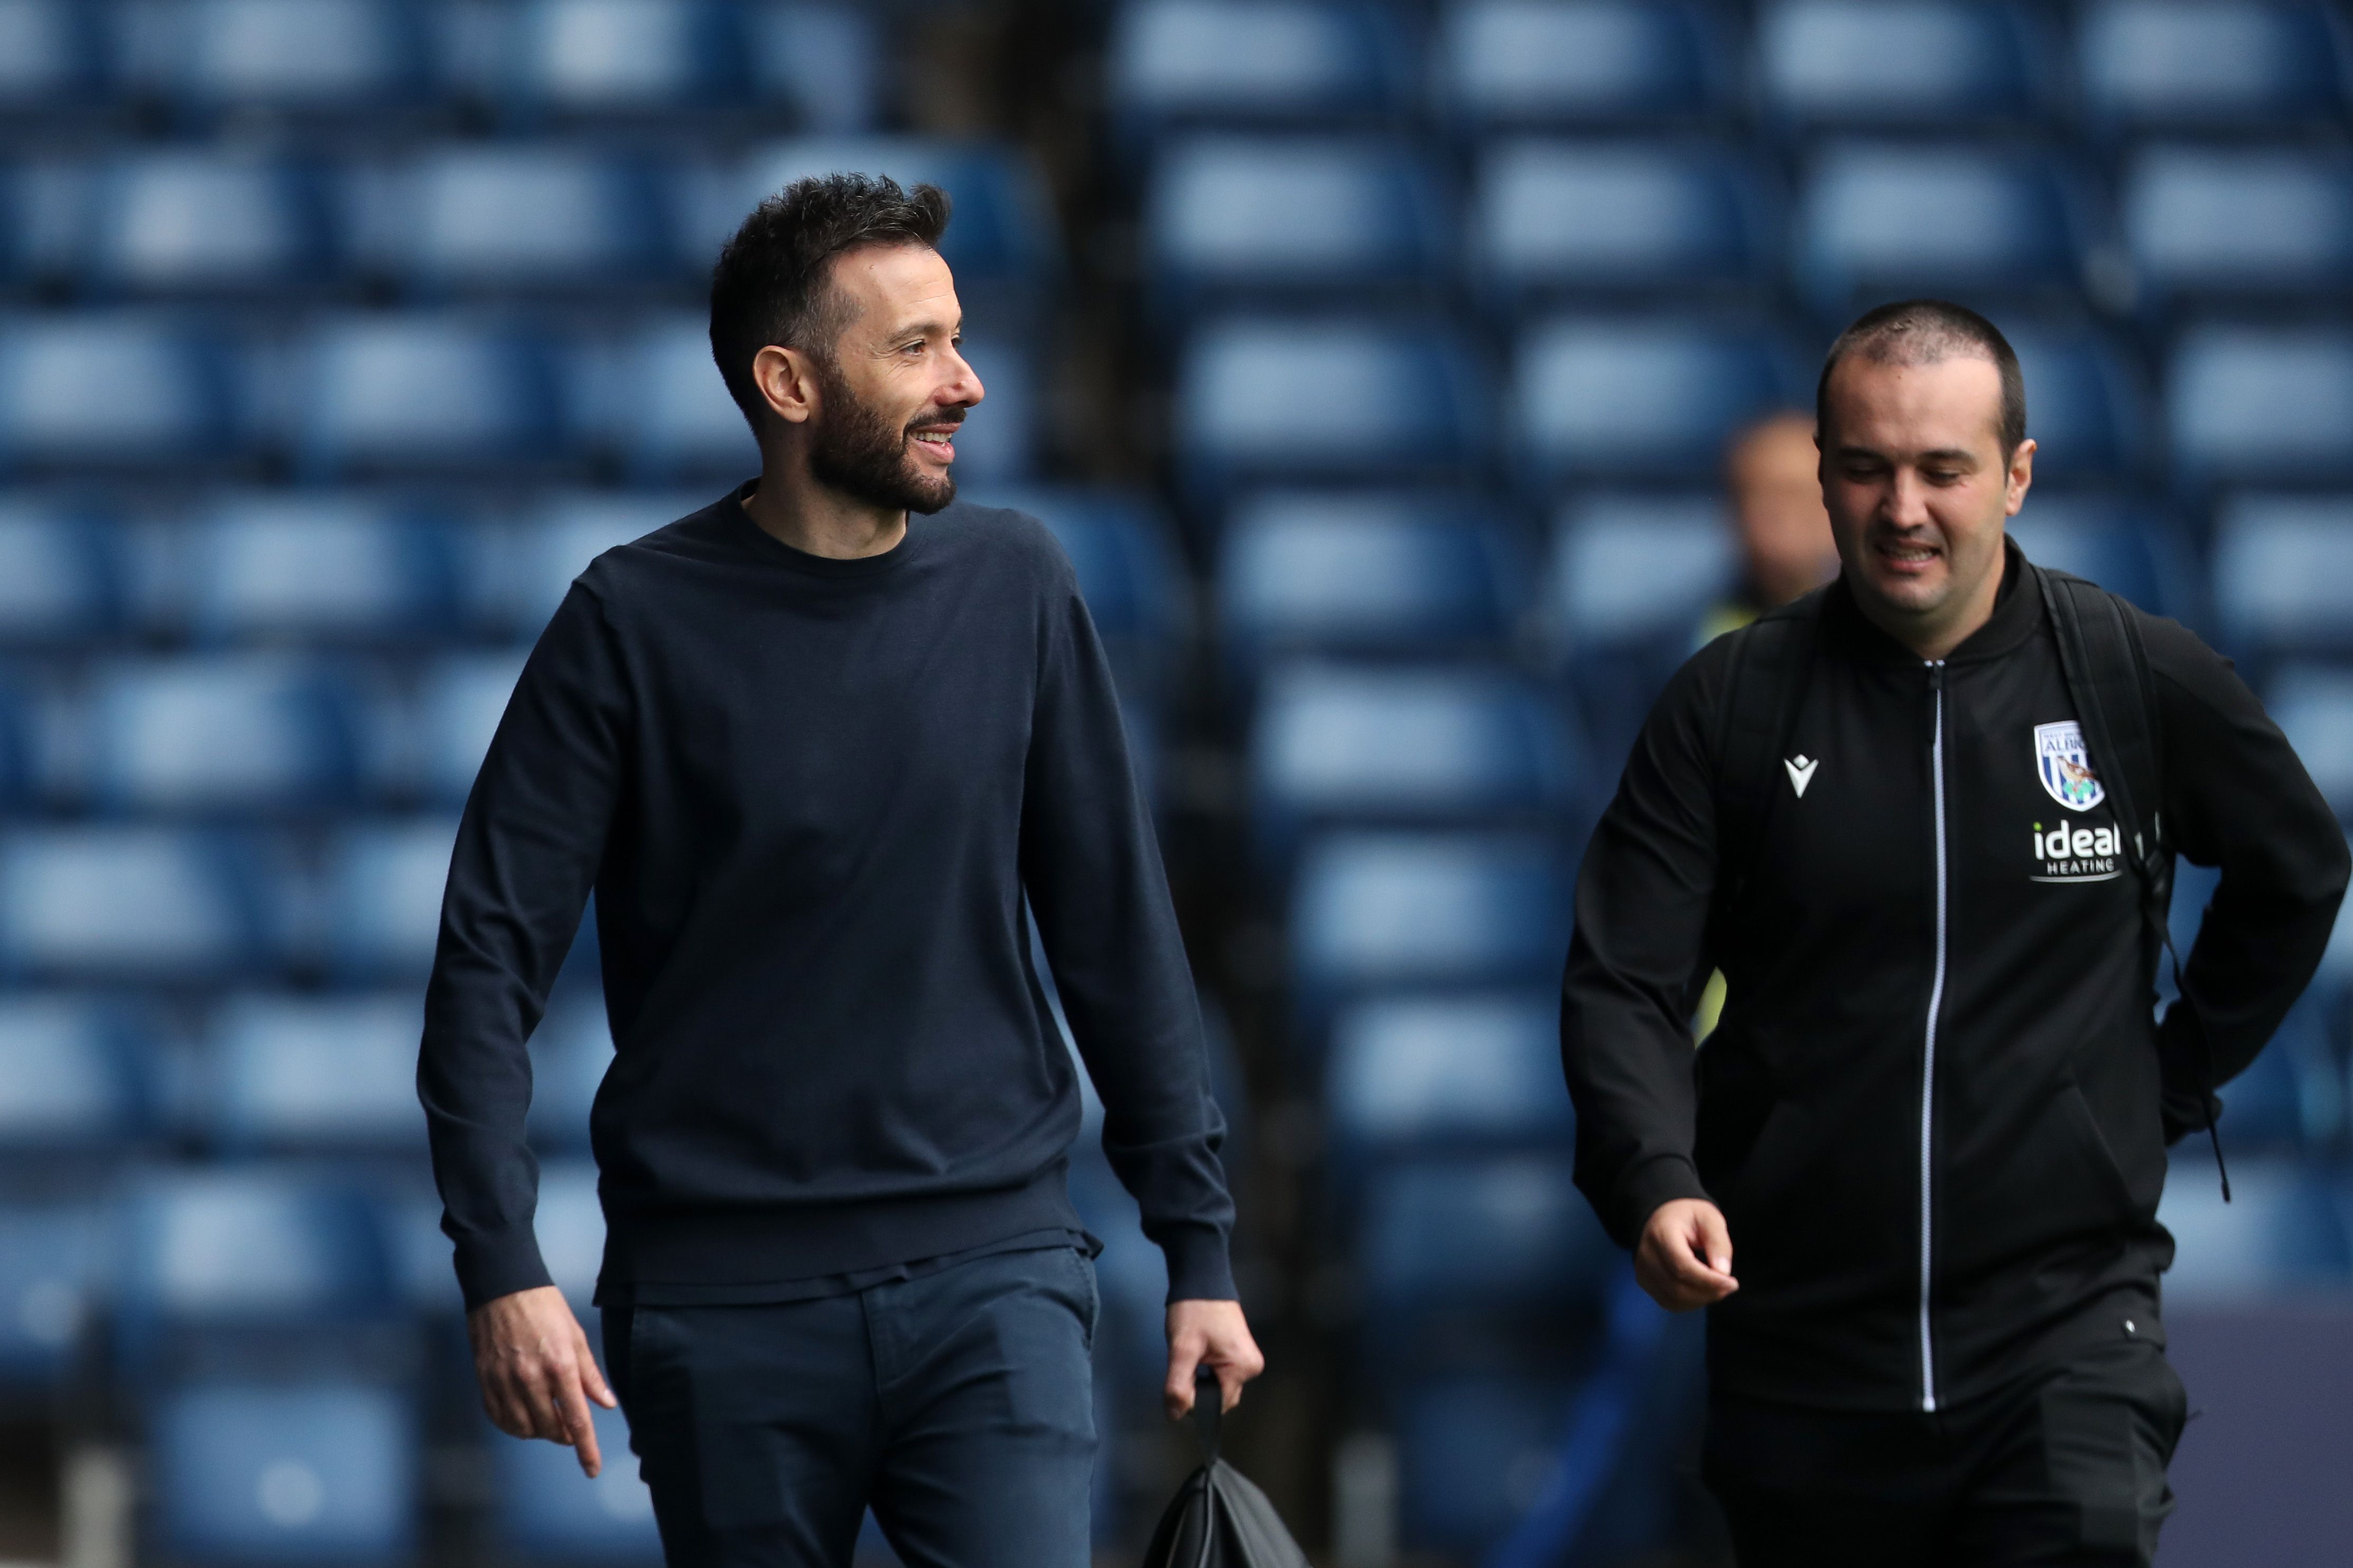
{"left": 1163, "top": 1299, "right": 1265, "bottom": 1420}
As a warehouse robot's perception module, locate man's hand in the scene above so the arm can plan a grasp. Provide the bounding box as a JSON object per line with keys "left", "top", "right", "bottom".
{"left": 1636, "top": 1199, "right": 1739, "bottom": 1312}
{"left": 468, "top": 1285, "right": 619, "bottom": 1477}
{"left": 1164, "top": 1299, "right": 1266, "bottom": 1420}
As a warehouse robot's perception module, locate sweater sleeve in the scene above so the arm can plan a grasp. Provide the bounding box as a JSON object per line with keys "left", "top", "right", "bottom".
{"left": 420, "top": 582, "right": 632, "bottom": 1309}
{"left": 1020, "top": 553, "right": 1236, "bottom": 1303}
{"left": 2144, "top": 616, "right": 2350, "bottom": 1141}
{"left": 1560, "top": 642, "right": 1728, "bottom": 1249}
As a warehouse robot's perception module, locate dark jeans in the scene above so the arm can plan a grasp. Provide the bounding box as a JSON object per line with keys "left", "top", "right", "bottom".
{"left": 602, "top": 1245, "right": 1099, "bottom": 1568}
{"left": 1703, "top": 1340, "right": 2189, "bottom": 1567}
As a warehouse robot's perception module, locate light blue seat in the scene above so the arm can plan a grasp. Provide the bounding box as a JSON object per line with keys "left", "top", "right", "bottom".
{"left": 1756, "top": 0, "right": 2047, "bottom": 128}
{"left": 295, "top": 316, "right": 565, "bottom": 480}
{"left": 150, "top": 1382, "right": 417, "bottom": 1568}
{"left": 505, "top": 0, "right": 745, "bottom": 118}
{"left": 491, "top": 1399, "right": 659, "bottom": 1564}
{"left": 1327, "top": 990, "right": 1573, "bottom": 1169}
{"left": 2007, "top": 326, "right": 2147, "bottom": 483}
{"left": 974, "top": 486, "right": 1187, "bottom": 702}
{"left": 2007, "top": 498, "right": 2184, "bottom": 619}
{"left": 1219, "top": 492, "right": 1519, "bottom": 673}
{"left": 0, "top": 827, "right": 271, "bottom": 981}
{"left": 943, "top": 333, "right": 1033, "bottom": 487}
{"left": 318, "top": 817, "right": 460, "bottom": 981}
{"left": 498, "top": 492, "right": 686, "bottom": 635}
{"left": 2211, "top": 494, "right": 2353, "bottom": 663}
{"left": 1794, "top": 144, "right": 2084, "bottom": 313}
{"left": 1147, "top": 136, "right": 1448, "bottom": 306}
{"left": 413, "top": 651, "right": 528, "bottom": 807}
{"left": 2168, "top": 326, "right": 2353, "bottom": 488}
{"left": 395, "top": 148, "right": 667, "bottom": 295}
{"left": 83, "top": 656, "right": 364, "bottom": 814}
{"left": 88, "top": 154, "right": 326, "bottom": 297}
{"left": 0, "top": 1203, "right": 105, "bottom": 1390}
{"left": 0, "top": 0, "right": 106, "bottom": 116}
{"left": 0, "top": 500, "right": 119, "bottom": 643}
{"left": 1516, "top": 321, "right": 1797, "bottom": 487}
{"left": 1179, "top": 319, "right": 1485, "bottom": 493}
{"left": 1106, "top": 0, "right": 1411, "bottom": 134}
{"left": 2157, "top": 1155, "right": 2352, "bottom": 1306}
{"left": 1436, "top": 0, "right": 1724, "bottom": 129}
{"left": 1360, "top": 1155, "right": 1615, "bottom": 1322}
{"left": 615, "top": 314, "right": 759, "bottom": 483}
{"left": 206, "top": 993, "right": 425, "bottom": 1156}
{"left": 526, "top": 1001, "right": 613, "bottom": 1155}
{"left": 534, "top": 1160, "right": 607, "bottom": 1308}
{"left": 0, "top": 995, "right": 142, "bottom": 1151}
{"left": 179, "top": 496, "right": 454, "bottom": 643}
{"left": 0, "top": 316, "right": 238, "bottom": 474}
{"left": 1472, "top": 141, "right": 1769, "bottom": 306}
{"left": 2123, "top": 146, "right": 2353, "bottom": 305}
{"left": 166, "top": 0, "right": 429, "bottom": 120}
{"left": 742, "top": 3, "right": 881, "bottom": 132}
{"left": 1548, "top": 492, "right": 1733, "bottom": 651}
{"left": 2267, "top": 666, "right": 2353, "bottom": 817}
{"left": 2078, "top": 0, "right": 2351, "bottom": 132}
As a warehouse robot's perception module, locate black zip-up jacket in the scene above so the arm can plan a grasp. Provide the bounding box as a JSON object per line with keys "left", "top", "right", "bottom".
{"left": 1563, "top": 543, "right": 2347, "bottom": 1413}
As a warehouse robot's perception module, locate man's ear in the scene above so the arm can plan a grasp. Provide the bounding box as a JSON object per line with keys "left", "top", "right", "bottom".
{"left": 2004, "top": 437, "right": 2036, "bottom": 517}
{"left": 752, "top": 345, "right": 822, "bottom": 427}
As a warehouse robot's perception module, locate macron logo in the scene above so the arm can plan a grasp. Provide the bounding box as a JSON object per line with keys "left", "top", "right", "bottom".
{"left": 1785, "top": 755, "right": 1819, "bottom": 798}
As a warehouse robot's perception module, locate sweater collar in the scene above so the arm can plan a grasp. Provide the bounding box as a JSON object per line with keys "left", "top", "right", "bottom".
{"left": 718, "top": 478, "right": 927, "bottom": 578}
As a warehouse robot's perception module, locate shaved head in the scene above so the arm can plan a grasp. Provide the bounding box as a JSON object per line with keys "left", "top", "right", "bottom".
{"left": 1817, "top": 299, "right": 2025, "bottom": 458}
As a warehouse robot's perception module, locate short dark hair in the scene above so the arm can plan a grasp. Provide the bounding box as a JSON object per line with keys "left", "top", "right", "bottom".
{"left": 708, "top": 172, "right": 952, "bottom": 427}
{"left": 1816, "top": 298, "right": 2026, "bottom": 457}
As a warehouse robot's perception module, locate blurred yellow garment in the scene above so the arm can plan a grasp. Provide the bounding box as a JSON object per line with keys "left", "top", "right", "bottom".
{"left": 1696, "top": 598, "right": 1760, "bottom": 649}
{"left": 1694, "top": 969, "right": 1727, "bottom": 1043}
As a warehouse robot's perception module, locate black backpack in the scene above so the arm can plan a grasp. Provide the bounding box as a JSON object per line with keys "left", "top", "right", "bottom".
{"left": 1705, "top": 565, "right": 2229, "bottom": 1196}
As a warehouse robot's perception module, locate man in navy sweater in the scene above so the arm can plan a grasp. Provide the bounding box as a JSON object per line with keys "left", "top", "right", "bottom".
{"left": 420, "top": 173, "right": 1261, "bottom": 1567}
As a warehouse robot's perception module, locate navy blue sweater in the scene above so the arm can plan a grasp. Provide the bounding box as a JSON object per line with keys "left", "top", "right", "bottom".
{"left": 418, "top": 487, "right": 1236, "bottom": 1310}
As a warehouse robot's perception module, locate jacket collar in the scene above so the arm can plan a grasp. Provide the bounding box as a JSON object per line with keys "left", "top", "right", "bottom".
{"left": 1822, "top": 535, "right": 2041, "bottom": 668}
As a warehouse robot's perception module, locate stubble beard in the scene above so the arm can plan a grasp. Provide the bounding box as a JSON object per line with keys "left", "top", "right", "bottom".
{"left": 806, "top": 358, "right": 959, "bottom": 516}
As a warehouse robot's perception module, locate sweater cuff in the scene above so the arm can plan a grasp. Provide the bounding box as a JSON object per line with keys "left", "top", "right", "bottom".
{"left": 1610, "top": 1155, "right": 1711, "bottom": 1252}
{"left": 453, "top": 1221, "right": 556, "bottom": 1312}
{"left": 1159, "top": 1224, "right": 1238, "bottom": 1303}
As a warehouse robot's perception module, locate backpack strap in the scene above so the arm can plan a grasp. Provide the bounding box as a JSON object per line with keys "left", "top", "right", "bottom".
{"left": 1707, "top": 591, "right": 1824, "bottom": 980}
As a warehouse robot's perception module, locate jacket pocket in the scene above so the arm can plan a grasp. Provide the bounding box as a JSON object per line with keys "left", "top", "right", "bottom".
{"left": 2060, "top": 1081, "right": 2141, "bottom": 1223}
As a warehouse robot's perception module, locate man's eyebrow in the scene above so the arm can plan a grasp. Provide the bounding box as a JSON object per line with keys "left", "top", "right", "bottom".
{"left": 875, "top": 315, "right": 959, "bottom": 342}
{"left": 1915, "top": 447, "right": 1982, "bottom": 466}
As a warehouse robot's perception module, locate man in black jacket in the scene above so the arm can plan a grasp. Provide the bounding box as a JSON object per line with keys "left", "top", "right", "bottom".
{"left": 1561, "top": 299, "right": 2347, "bottom": 1566}
{"left": 420, "top": 174, "right": 1261, "bottom": 1567}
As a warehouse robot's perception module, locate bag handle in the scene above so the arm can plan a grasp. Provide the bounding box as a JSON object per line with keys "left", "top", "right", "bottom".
{"left": 1192, "top": 1367, "right": 1222, "bottom": 1467}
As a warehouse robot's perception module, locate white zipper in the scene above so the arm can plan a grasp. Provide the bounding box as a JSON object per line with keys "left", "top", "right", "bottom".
{"left": 1920, "top": 660, "right": 1948, "bottom": 1413}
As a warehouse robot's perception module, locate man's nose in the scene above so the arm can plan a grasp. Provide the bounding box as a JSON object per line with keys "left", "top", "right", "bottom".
{"left": 940, "top": 348, "right": 985, "bottom": 408}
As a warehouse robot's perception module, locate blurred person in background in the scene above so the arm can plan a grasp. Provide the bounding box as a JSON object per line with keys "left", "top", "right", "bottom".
{"left": 420, "top": 172, "right": 1260, "bottom": 1568}
{"left": 1697, "top": 409, "right": 1844, "bottom": 647}
{"left": 1562, "top": 299, "right": 2346, "bottom": 1566}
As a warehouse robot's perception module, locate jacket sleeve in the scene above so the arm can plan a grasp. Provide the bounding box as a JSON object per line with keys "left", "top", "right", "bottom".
{"left": 1561, "top": 640, "right": 1731, "bottom": 1249}
{"left": 419, "top": 581, "right": 631, "bottom": 1309}
{"left": 2143, "top": 614, "right": 2350, "bottom": 1141}
{"left": 1019, "top": 546, "right": 1236, "bottom": 1302}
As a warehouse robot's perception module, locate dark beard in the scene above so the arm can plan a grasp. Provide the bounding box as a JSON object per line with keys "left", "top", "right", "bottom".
{"left": 806, "top": 359, "right": 959, "bottom": 516}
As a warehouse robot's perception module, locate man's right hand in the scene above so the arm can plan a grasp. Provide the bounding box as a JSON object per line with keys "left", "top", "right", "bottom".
{"left": 468, "top": 1285, "right": 619, "bottom": 1477}
{"left": 1636, "top": 1199, "right": 1739, "bottom": 1311}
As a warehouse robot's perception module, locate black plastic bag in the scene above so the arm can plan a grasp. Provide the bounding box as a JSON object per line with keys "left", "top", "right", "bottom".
{"left": 1139, "top": 1373, "right": 1310, "bottom": 1568}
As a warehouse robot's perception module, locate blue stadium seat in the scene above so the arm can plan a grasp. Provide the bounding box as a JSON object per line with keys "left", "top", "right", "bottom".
{"left": 615, "top": 315, "right": 759, "bottom": 484}
{"left": 1217, "top": 492, "right": 1520, "bottom": 674}
{"left": 1793, "top": 145, "right": 2085, "bottom": 314}
{"left": 0, "top": 1203, "right": 104, "bottom": 1390}
{"left": 1436, "top": 0, "right": 1725, "bottom": 130}
{"left": 2168, "top": 326, "right": 2353, "bottom": 489}
{"left": 206, "top": 994, "right": 425, "bottom": 1156}
{"left": 87, "top": 155, "right": 327, "bottom": 298}
{"left": 2157, "top": 1155, "right": 2353, "bottom": 1306}
{"left": 499, "top": 492, "right": 685, "bottom": 635}
{"left": 1179, "top": 319, "right": 1486, "bottom": 493}
{"left": 0, "top": 995, "right": 142, "bottom": 1151}
{"left": 2007, "top": 498, "right": 2187, "bottom": 620}
{"left": 491, "top": 1401, "right": 660, "bottom": 1564}
{"left": 1360, "top": 1155, "right": 1615, "bottom": 1322}
{"left": 379, "top": 1192, "right": 461, "bottom": 1318}
{"left": 413, "top": 651, "right": 527, "bottom": 807}
{"left": 150, "top": 1382, "right": 417, "bottom": 1568}
{"left": 2212, "top": 494, "right": 2353, "bottom": 664}
{"left": 178, "top": 496, "right": 455, "bottom": 644}
{"left": 295, "top": 318, "right": 567, "bottom": 480}
{"left": 2267, "top": 667, "right": 2353, "bottom": 818}
{"left": 505, "top": 0, "right": 745, "bottom": 119}
{"left": 1756, "top": 0, "right": 2047, "bottom": 128}
{"left": 2123, "top": 146, "right": 2353, "bottom": 306}
{"left": 534, "top": 1160, "right": 606, "bottom": 1307}
{"left": 1548, "top": 492, "right": 1733, "bottom": 651}
{"left": 1106, "top": 0, "right": 1412, "bottom": 135}
{"left": 1290, "top": 830, "right": 1570, "bottom": 1023}
{"left": 1515, "top": 321, "right": 1799, "bottom": 488}
{"left": 394, "top": 148, "right": 668, "bottom": 296}
{"left": 0, "top": 499, "right": 119, "bottom": 645}
{"left": 974, "top": 487, "right": 1188, "bottom": 702}
{"left": 317, "top": 817, "right": 460, "bottom": 981}
{"left": 82, "top": 656, "right": 365, "bottom": 814}
{"left": 1252, "top": 665, "right": 1580, "bottom": 861}
{"left": 1147, "top": 137, "right": 1448, "bottom": 308}
{"left": 1327, "top": 991, "right": 1572, "bottom": 1171}
{"left": 1471, "top": 142, "right": 1770, "bottom": 309}
{"left": 2078, "top": 0, "right": 2351, "bottom": 132}
{"left": 945, "top": 334, "right": 1033, "bottom": 487}
{"left": 742, "top": 3, "right": 881, "bottom": 132}
{"left": 0, "top": 828, "right": 273, "bottom": 981}
{"left": 2212, "top": 1001, "right": 2343, "bottom": 1152}
{"left": 1397, "top": 1374, "right": 1584, "bottom": 1556}
{"left": 2007, "top": 326, "right": 2147, "bottom": 484}
{"left": 0, "top": 0, "right": 106, "bottom": 117}
{"left": 526, "top": 1002, "right": 612, "bottom": 1155}
{"left": 0, "top": 316, "right": 239, "bottom": 475}
{"left": 165, "top": 0, "right": 430, "bottom": 122}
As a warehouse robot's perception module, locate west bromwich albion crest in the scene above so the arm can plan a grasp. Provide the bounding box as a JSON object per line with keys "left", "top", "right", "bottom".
{"left": 2034, "top": 721, "right": 2106, "bottom": 812}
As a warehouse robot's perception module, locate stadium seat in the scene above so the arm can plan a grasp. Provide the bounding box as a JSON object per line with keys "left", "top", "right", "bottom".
{"left": 1397, "top": 1373, "right": 1584, "bottom": 1555}
{"left": 1471, "top": 141, "right": 1770, "bottom": 309}
{"left": 2157, "top": 1155, "right": 2353, "bottom": 1306}
{"left": 379, "top": 1191, "right": 461, "bottom": 1318}
{"left": 175, "top": 496, "right": 456, "bottom": 644}
{"left": 2122, "top": 146, "right": 2353, "bottom": 306}
{"left": 0, "top": 827, "right": 276, "bottom": 981}
{"left": 205, "top": 993, "right": 426, "bottom": 1156}
{"left": 1178, "top": 319, "right": 1486, "bottom": 493}
{"left": 0, "top": 1203, "right": 105, "bottom": 1391}
{"left": 1435, "top": 0, "right": 1725, "bottom": 130}
{"left": 2006, "top": 326, "right": 2147, "bottom": 484}
{"left": 1360, "top": 1155, "right": 1616, "bottom": 1323}
{"left": 1106, "top": 0, "right": 1412, "bottom": 136}
{"left": 1515, "top": 321, "right": 1799, "bottom": 487}
{"left": 82, "top": 656, "right": 365, "bottom": 814}
{"left": 975, "top": 487, "right": 1189, "bottom": 702}
{"left": 1326, "top": 991, "right": 1573, "bottom": 1172}
{"left": 526, "top": 1000, "right": 613, "bottom": 1155}
{"left": 1251, "top": 665, "right": 1581, "bottom": 861}
{"left": 491, "top": 1400, "right": 660, "bottom": 1564}
{"left": 294, "top": 316, "right": 567, "bottom": 480}
{"left": 742, "top": 3, "right": 881, "bottom": 133}
{"left": 149, "top": 1382, "right": 417, "bottom": 1568}
{"left": 1755, "top": 0, "right": 2047, "bottom": 129}
{"left": 413, "top": 651, "right": 527, "bottom": 807}
{"left": 534, "top": 1160, "right": 606, "bottom": 1307}
{"left": 938, "top": 334, "right": 1032, "bottom": 487}
{"left": 390, "top": 148, "right": 669, "bottom": 296}
{"left": 614, "top": 314, "right": 759, "bottom": 484}
{"left": 2007, "top": 498, "right": 2187, "bottom": 620}
{"left": 0, "top": 499, "right": 119, "bottom": 645}
{"left": 2168, "top": 326, "right": 2353, "bottom": 488}
{"left": 164, "top": 0, "right": 431, "bottom": 123}
{"left": 504, "top": 0, "right": 746, "bottom": 119}
{"left": 2212, "top": 494, "right": 2353, "bottom": 665}
{"left": 1217, "top": 492, "right": 1520, "bottom": 675}
{"left": 1146, "top": 136, "right": 1448, "bottom": 309}
{"left": 2212, "top": 1001, "right": 2344, "bottom": 1152}
{"left": 2078, "top": 0, "right": 2351, "bottom": 133}
{"left": 1548, "top": 492, "right": 1733, "bottom": 650}
{"left": 2267, "top": 667, "right": 2353, "bottom": 817}
{"left": 0, "top": 316, "right": 239, "bottom": 475}
{"left": 0, "top": 0, "right": 106, "bottom": 117}
{"left": 499, "top": 492, "right": 687, "bottom": 635}
{"left": 0, "top": 995, "right": 142, "bottom": 1151}
{"left": 1793, "top": 145, "right": 2086, "bottom": 314}
{"left": 317, "top": 817, "right": 460, "bottom": 980}
{"left": 87, "top": 154, "right": 327, "bottom": 298}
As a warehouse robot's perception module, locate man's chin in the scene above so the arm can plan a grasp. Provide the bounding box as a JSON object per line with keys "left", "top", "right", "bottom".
{"left": 905, "top": 468, "right": 956, "bottom": 516}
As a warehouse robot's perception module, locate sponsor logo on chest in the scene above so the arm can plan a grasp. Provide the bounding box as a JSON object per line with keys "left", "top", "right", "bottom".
{"left": 2029, "top": 721, "right": 2122, "bottom": 883}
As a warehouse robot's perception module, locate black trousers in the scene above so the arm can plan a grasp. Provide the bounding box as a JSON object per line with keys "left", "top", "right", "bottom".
{"left": 1703, "top": 1340, "right": 2188, "bottom": 1567}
